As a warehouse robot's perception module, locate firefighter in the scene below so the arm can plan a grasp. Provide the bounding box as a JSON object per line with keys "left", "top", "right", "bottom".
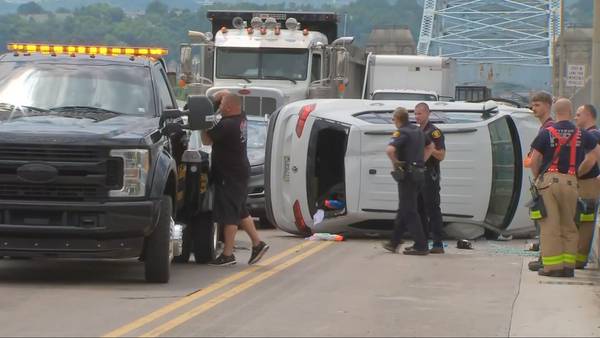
{"left": 527, "top": 92, "right": 556, "bottom": 272}
{"left": 574, "top": 104, "right": 600, "bottom": 269}
{"left": 529, "top": 98, "right": 599, "bottom": 277}
{"left": 383, "top": 107, "right": 434, "bottom": 255}
{"left": 415, "top": 102, "right": 446, "bottom": 254}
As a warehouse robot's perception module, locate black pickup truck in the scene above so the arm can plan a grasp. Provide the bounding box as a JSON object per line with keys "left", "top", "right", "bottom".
{"left": 0, "top": 44, "right": 217, "bottom": 283}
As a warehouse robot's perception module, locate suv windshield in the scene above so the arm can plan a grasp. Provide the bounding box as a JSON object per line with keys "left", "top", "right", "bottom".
{"left": 0, "top": 62, "right": 154, "bottom": 116}
{"left": 216, "top": 48, "right": 309, "bottom": 81}
{"left": 247, "top": 119, "right": 267, "bottom": 149}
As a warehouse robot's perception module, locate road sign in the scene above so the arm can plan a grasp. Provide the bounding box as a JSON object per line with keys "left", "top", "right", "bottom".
{"left": 567, "top": 64, "right": 586, "bottom": 88}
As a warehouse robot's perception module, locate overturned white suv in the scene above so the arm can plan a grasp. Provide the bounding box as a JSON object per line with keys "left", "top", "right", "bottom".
{"left": 265, "top": 99, "right": 540, "bottom": 239}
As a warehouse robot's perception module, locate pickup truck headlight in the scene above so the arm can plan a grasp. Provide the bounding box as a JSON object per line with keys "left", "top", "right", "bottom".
{"left": 109, "top": 149, "right": 149, "bottom": 198}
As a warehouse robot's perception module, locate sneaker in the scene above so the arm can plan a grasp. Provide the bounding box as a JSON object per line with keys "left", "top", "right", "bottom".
{"left": 248, "top": 241, "right": 269, "bottom": 265}
{"left": 382, "top": 242, "right": 399, "bottom": 253}
{"left": 208, "top": 254, "right": 236, "bottom": 266}
{"left": 429, "top": 246, "right": 445, "bottom": 254}
{"left": 403, "top": 247, "right": 429, "bottom": 256}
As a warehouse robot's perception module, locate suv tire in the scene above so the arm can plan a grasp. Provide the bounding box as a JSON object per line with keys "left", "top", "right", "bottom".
{"left": 145, "top": 195, "right": 172, "bottom": 283}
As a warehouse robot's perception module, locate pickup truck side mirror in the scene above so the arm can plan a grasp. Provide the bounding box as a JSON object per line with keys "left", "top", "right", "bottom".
{"left": 166, "top": 71, "right": 177, "bottom": 89}
{"left": 187, "top": 95, "right": 214, "bottom": 131}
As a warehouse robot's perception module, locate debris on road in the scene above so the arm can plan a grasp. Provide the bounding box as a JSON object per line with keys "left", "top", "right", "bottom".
{"left": 306, "top": 233, "right": 345, "bottom": 242}
{"left": 457, "top": 239, "right": 473, "bottom": 250}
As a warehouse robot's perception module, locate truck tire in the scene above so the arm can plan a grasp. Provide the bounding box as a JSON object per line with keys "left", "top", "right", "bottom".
{"left": 192, "top": 212, "right": 219, "bottom": 264}
{"left": 172, "top": 226, "right": 192, "bottom": 263}
{"left": 144, "top": 195, "right": 172, "bottom": 283}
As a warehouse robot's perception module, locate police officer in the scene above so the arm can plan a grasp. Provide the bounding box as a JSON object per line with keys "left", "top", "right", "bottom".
{"left": 415, "top": 102, "right": 446, "bottom": 254}
{"left": 201, "top": 91, "right": 269, "bottom": 266}
{"left": 529, "top": 98, "right": 599, "bottom": 277}
{"left": 383, "top": 107, "right": 434, "bottom": 255}
{"left": 574, "top": 104, "right": 600, "bottom": 269}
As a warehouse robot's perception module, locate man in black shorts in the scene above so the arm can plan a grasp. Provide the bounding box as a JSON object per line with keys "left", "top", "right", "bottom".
{"left": 202, "top": 91, "right": 269, "bottom": 266}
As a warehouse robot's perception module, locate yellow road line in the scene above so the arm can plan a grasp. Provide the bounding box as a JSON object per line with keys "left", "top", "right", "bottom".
{"left": 103, "top": 241, "right": 316, "bottom": 338}
{"left": 140, "top": 241, "right": 334, "bottom": 338}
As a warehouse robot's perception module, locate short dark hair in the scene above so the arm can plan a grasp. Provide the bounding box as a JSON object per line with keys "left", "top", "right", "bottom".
{"left": 582, "top": 104, "right": 598, "bottom": 119}
{"left": 415, "top": 102, "right": 430, "bottom": 112}
{"left": 393, "top": 107, "right": 409, "bottom": 126}
{"left": 531, "top": 91, "right": 553, "bottom": 105}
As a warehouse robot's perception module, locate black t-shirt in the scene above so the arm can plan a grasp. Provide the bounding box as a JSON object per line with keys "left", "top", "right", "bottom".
{"left": 422, "top": 121, "right": 445, "bottom": 172}
{"left": 580, "top": 126, "right": 600, "bottom": 179}
{"left": 207, "top": 113, "right": 250, "bottom": 180}
{"left": 530, "top": 120, "right": 597, "bottom": 176}
{"left": 389, "top": 123, "right": 431, "bottom": 167}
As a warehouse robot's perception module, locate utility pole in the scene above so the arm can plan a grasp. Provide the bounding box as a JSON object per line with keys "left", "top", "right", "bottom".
{"left": 592, "top": 0, "right": 600, "bottom": 121}
{"left": 558, "top": 0, "right": 565, "bottom": 97}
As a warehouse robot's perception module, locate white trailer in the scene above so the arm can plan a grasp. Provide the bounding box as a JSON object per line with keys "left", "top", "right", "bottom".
{"left": 362, "top": 54, "right": 457, "bottom": 100}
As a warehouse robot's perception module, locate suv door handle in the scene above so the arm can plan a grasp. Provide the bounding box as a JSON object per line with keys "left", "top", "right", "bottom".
{"left": 369, "top": 169, "right": 377, "bottom": 175}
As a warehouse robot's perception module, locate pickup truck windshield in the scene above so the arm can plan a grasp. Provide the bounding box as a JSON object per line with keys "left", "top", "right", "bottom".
{"left": 0, "top": 62, "right": 154, "bottom": 116}
{"left": 372, "top": 92, "right": 438, "bottom": 101}
{"left": 216, "top": 48, "right": 309, "bottom": 81}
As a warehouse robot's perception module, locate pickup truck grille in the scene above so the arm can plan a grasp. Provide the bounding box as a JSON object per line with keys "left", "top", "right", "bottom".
{"left": 0, "top": 145, "right": 122, "bottom": 201}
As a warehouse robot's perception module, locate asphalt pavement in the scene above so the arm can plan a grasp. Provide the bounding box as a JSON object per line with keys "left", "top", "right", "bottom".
{"left": 0, "top": 229, "right": 598, "bottom": 337}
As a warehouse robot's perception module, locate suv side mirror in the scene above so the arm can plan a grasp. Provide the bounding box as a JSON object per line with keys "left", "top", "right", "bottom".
{"left": 187, "top": 95, "right": 214, "bottom": 131}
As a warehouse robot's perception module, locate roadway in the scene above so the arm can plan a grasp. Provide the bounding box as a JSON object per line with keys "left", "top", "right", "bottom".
{"left": 0, "top": 229, "right": 599, "bottom": 337}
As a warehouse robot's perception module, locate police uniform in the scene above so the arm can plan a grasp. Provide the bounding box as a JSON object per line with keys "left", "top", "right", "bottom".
{"left": 530, "top": 121, "right": 598, "bottom": 275}
{"left": 388, "top": 124, "right": 431, "bottom": 252}
{"left": 576, "top": 126, "right": 600, "bottom": 269}
{"left": 418, "top": 121, "right": 445, "bottom": 249}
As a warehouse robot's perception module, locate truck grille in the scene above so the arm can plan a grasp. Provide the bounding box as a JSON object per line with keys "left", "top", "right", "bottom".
{"left": 0, "top": 145, "right": 122, "bottom": 201}
{"left": 241, "top": 96, "right": 277, "bottom": 116}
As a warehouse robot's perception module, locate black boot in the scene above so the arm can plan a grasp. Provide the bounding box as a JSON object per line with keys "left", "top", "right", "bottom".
{"left": 528, "top": 258, "right": 542, "bottom": 272}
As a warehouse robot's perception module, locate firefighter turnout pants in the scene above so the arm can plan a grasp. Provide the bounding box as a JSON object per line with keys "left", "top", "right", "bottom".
{"left": 537, "top": 173, "right": 579, "bottom": 273}
{"left": 576, "top": 178, "right": 600, "bottom": 268}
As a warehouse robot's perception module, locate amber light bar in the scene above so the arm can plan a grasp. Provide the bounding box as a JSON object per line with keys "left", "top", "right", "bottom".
{"left": 7, "top": 43, "right": 168, "bottom": 57}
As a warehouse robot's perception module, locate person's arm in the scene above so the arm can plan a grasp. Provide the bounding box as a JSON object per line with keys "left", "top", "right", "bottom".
{"left": 530, "top": 149, "right": 543, "bottom": 179}
{"left": 431, "top": 148, "right": 446, "bottom": 161}
{"left": 424, "top": 141, "right": 434, "bottom": 161}
{"left": 430, "top": 129, "right": 446, "bottom": 161}
{"left": 529, "top": 130, "right": 547, "bottom": 179}
{"left": 201, "top": 130, "right": 213, "bottom": 146}
{"left": 202, "top": 119, "right": 227, "bottom": 146}
{"left": 386, "top": 145, "right": 398, "bottom": 166}
{"left": 387, "top": 133, "right": 406, "bottom": 167}
{"left": 578, "top": 144, "right": 600, "bottom": 177}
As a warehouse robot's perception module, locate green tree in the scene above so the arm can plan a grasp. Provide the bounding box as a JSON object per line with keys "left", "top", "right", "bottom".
{"left": 146, "top": 1, "right": 169, "bottom": 15}
{"left": 17, "top": 1, "right": 45, "bottom": 15}
{"left": 55, "top": 7, "right": 71, "bottom": 14}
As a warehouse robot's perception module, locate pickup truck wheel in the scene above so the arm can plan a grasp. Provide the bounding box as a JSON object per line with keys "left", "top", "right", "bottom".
{"left": 144, "top": 195, "right": 172, "bottom": 283}
{"left": 192, "top": 212, "right": 219, "bottom": 264}
{"left": 172, "top": 226, "right": 192, "bottom": 263}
